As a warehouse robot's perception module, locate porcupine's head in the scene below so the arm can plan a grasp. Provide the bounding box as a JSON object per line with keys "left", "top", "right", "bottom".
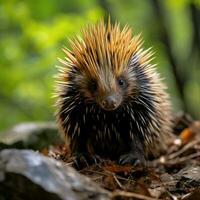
{"left": 56, "top": 20, "right": 155, "bottom": 112}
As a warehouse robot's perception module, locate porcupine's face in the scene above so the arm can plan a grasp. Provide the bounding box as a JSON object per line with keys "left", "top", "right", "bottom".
{"left": 75, "top": 65, "right": 135, "bottom": 111}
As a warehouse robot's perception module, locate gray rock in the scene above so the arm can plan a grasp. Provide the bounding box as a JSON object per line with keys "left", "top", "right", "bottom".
{"left": 0, "top": 122, "right": 61, "bottom": 150}
{"left": 0, "top": 149, "right": 110, "bottom": 200}
{"left": 176, "top": 166, "right": 200, "bottom": 189}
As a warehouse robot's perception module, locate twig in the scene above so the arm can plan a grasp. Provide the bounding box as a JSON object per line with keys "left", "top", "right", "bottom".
{"left": 168, "top": 138, "right": 200, "bottom": 159}
{"left": 82, "top": 169, "right": 135, "bottom": 183}
{"left": 112, "top": 174, "right": 124, "bottom": 189}
{"left": 111, "top": 190, "right": 156, "bottom": 200}
{"left": 167, "top": 191, "right": 178, "bottom": 200}
{"left": 167, "top": 151, "right": 200, "bottom": 165}
{"left": 64, "top": 162, "right": 73, "bottom": 166}
{"left": 91, "top": 176, "right": 104, "bottom": 181}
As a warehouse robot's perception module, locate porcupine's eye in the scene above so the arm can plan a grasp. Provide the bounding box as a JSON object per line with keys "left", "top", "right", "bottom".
{"left": 117, "top": 77, "right": 126, "bottom": 88}
{"left": 89, "top": 79, "right": 97, "bottom": 92}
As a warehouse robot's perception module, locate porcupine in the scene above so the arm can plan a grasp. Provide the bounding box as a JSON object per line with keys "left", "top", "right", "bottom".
{"left": 55, "top": 20, "right": 171, "bottom": 166}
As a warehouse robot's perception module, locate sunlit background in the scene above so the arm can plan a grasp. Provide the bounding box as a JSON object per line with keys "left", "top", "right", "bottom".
{"left": 0, "top": 0, "right": 200, "bottom": 131}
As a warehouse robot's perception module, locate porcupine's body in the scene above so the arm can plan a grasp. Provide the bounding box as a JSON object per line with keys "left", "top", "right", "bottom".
{"left": 55, "top": 20, "right": 171, "bottom": 165}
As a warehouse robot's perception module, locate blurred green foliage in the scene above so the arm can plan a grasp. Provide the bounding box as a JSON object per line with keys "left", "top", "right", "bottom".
{"left": 0, "top": 0, "right": 200, "bottom": 131}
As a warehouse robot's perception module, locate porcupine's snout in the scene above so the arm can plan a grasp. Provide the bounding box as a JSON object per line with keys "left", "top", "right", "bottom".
{"left": 100, "top": 94, "right": 121, "bottom": 111}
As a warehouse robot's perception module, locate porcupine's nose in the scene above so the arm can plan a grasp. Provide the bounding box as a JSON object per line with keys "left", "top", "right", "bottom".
{"left": 102, "top": 95, "right": 118, "bottom": 110}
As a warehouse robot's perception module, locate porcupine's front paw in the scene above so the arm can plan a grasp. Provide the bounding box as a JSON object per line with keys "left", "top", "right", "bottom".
{"left": 119, "top": 153, "right": 145, "bottom": 166}
{"left": 72, "top": 152, "right": 102, "bottom": 169}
